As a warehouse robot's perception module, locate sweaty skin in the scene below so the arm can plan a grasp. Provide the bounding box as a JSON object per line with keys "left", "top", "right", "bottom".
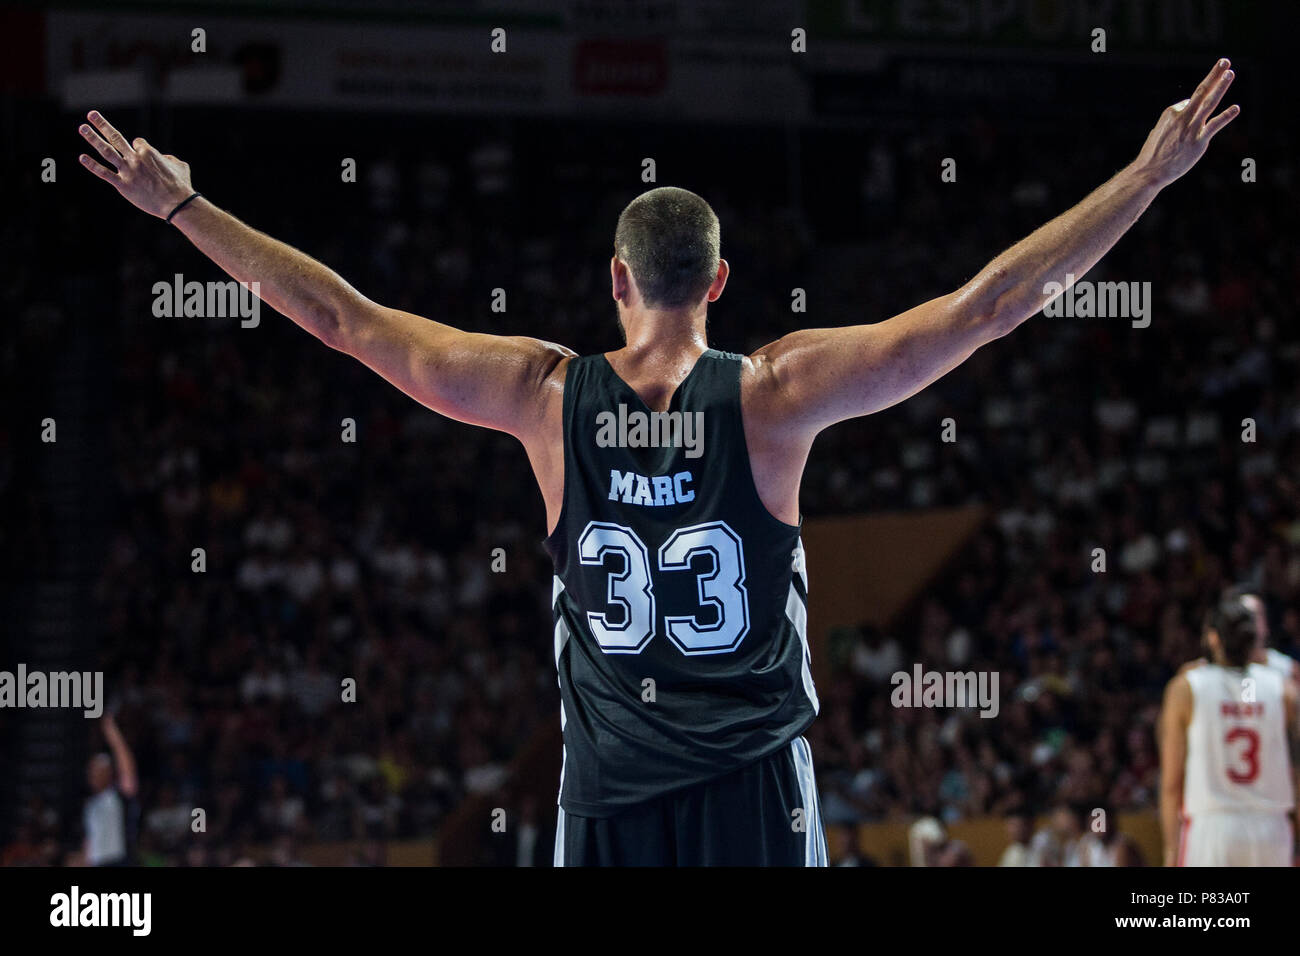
{"left": 78, "top": 61, "right": 1239, "bottom": 535}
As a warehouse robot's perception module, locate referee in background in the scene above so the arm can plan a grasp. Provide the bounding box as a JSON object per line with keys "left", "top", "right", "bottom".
{"left": 82, "top": 712, "right": 138, "bottom": 866}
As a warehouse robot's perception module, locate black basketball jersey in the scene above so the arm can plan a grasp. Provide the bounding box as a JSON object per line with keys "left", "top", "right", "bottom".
{"left": 543, "top": 348, "right": 819, "bottom": 817}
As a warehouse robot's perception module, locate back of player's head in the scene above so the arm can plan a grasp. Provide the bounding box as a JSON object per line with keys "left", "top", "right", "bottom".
{"left": 1222, "top": 584, "right": 1269, "bottom": 644}
{"left": 1203, "top": 589, "right": 1259, "bottom": 668}
{"left": 614, "top": 186, "right": 720, "bottom": 309}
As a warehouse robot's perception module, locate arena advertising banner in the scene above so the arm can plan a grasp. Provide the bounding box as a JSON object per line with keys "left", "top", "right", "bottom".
{"left": 808, "top": 0, "right": 1252, "bottom": 51}
{"left": 36, "top": 0, "right": 790, "bottom": 31}
{"left": 40, "top": 2, "right": 1262, "bottom": 121}
{"left": 43, "top": 9, "right": 804, "bottom": 121}
{"left": 44, "top": 12, "right": 569, "bottom": 115}
{"left": 804, "top": 0, "right": 1263, "bottom": 119}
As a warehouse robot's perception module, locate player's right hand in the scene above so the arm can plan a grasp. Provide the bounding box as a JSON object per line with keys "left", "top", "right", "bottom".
{"left": 1132, "top": 59, "right": 1239, "bottom": 189}
{"left": 78, "top": 110, "right": 196, "bottom": 220}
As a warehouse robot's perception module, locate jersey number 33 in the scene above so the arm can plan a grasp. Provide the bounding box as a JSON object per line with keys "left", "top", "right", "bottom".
{"left": 578, "top": 519, "right": 750, "bottom": 657}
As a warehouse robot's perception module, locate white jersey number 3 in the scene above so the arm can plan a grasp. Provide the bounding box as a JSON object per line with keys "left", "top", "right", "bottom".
{"left": 578, "top": 520, "right": 749, "bottom": 656}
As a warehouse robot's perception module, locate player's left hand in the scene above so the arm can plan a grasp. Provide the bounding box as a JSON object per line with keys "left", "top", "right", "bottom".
{"left": 78, "top": 110, "right": 196, "bottom": 219}
{"left": 1132, "top": 58, "right": 1239, "bottom": 189}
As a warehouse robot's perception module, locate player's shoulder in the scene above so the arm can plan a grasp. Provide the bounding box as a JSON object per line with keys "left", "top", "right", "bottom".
{"left": 734, "top": 348, "right": 766, "bottom": 376}
{"left": 736, "top": 348, "right": 777, "bottom": 401}
{"left": 519, "top": 339, "right": 580, "bottom": 394}
{"left": 1163, "top": 660, "right": 1203, "bottom": 704}
{"left": 1264, "top": 646, "right": 1300, "bottom": 673}
{"left": 736, "top": 349, "right": 811, "bottom": 445}
{"left": 737, "top": 348, "right": 788, "bottom": 408}
{"left": 538, "top": 340, "right": 580, "bottom": 370}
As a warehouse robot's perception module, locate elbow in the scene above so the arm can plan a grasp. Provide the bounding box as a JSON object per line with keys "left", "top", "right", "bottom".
{"left": 956, "top": 277, "right": 1020, "bottom": 342}
{"left": 977, "top": 282, "right": 1029, "bottom": 340}
{"left": 980, "top": 301, "right": 1022, "bottom": 341}
{"left": 308, "top": 301, "right": 351, "bottom": 352}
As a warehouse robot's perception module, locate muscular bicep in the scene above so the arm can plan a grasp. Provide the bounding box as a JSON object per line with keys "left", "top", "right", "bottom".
{"left": 750, "top": 288, "right": 997, "bottom": 437}
{"left": 338, "top": 297, "right": 573, "bottom": 437}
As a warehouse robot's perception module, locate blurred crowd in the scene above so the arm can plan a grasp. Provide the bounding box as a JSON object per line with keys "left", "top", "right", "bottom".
{"left": 808, "top": 116, "right": 1300, "bottom": 859}
{"left": 3, "top": 100, "right": 1296, "bottom": 865}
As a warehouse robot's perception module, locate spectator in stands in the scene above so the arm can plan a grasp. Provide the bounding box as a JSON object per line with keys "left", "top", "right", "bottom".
{"left": 997, "top": 809, "right": 1034, "bottom": 866}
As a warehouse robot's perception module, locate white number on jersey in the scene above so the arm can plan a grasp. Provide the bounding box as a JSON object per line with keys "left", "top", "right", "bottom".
{"left": 577, "top": 519, "right": 750, "bottom": 656}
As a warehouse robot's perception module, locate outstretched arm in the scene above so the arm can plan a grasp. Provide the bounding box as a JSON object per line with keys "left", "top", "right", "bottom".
{"left": 77, "top": 111, "right": 570, "bottom": 439}
{"left": 101, "top": 713, "right": 138, "bottom": 799}
{"left": 750, "top": 59, "right": 1239, "bottom": 438}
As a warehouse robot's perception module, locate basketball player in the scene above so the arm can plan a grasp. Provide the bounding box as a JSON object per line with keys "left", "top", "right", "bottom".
{"left": 79, "top": 60, "right": 1238, "bottom": 865}
{"left": 1159, "top": 592, "right": 1298, "bottom": 867}
{"left": 1233, "top": 585, "right": 1300, "bottom": 859}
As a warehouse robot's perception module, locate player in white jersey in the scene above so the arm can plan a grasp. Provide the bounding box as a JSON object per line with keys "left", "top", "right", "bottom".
{"left": 1159, "top": 591, "right": 1298, "bottom": 866}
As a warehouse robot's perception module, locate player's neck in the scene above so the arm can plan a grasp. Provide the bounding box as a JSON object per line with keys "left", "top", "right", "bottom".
{"left": 616, "top": 306, "right": 709, "bottom": 361}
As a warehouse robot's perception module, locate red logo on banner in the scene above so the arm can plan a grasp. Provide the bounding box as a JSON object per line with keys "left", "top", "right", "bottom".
{"left": 574, "top": 39, "right": 667, "bottom": 95}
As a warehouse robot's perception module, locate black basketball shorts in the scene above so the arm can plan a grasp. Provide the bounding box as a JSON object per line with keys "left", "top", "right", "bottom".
{"left": 553, "top": 736, "right": 827, "bottom": 866}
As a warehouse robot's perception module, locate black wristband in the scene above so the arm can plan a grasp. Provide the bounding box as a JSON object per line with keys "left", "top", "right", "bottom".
{"left": 165, "top": 191, "right": 202, "bottom": 223}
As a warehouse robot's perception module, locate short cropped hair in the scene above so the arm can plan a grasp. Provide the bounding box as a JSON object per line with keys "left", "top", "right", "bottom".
{"left": 614, "top": 186, "right": 720, "bottom": 309}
